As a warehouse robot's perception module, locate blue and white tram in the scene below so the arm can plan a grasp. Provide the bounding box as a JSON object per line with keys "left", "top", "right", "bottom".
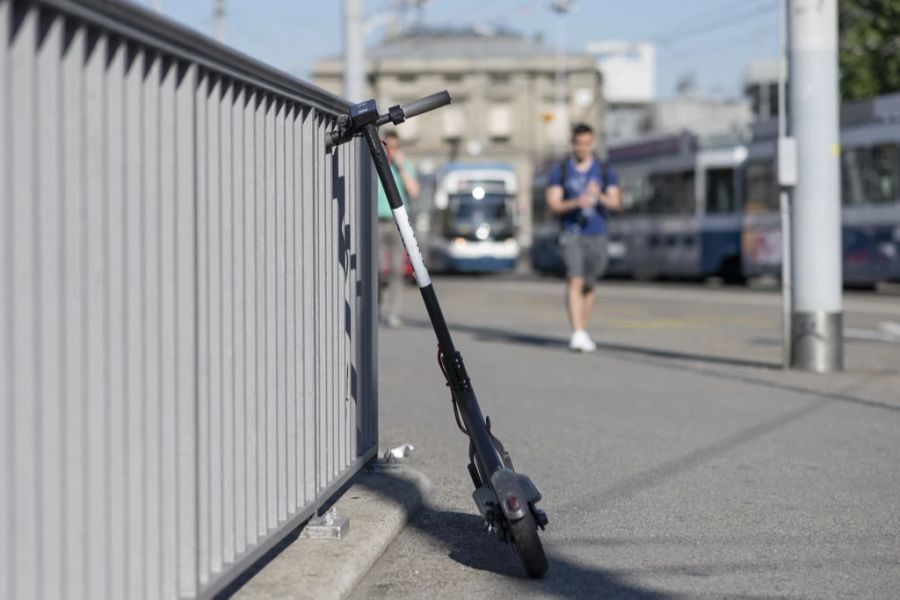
{"left": 741, "top": 93, "right": 900, "bottom": 286}
{"left": 427, "top": 163, "right": 520, "bottom": 273}
{"left": 607, "top": 134, "right": 748, "bottom": 280}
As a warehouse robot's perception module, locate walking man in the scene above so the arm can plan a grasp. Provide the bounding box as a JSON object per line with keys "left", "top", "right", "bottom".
{"left": 545, "top": 123, "right": 622, "bottom": 352}
{"left": 378, "top": 130, "right": 420, "bottom": 327}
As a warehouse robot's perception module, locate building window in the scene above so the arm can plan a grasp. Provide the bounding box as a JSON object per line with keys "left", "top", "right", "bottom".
{"left": 397, "top": 73, "right": 417, "bottom": 83}
{"left": 442, "top": 106, "right": 465, "bottom": 140}
{"left": 445, "top": 73, "right": 463, "bottom": 83}
{"left": 490, "top": 73, "right": 510, "bottom": 85}
{"left": 488, "top": 104, "right": 512, "bottom": 142}
{"left": 398, "top": 116, "right": 419, "bottom": 144}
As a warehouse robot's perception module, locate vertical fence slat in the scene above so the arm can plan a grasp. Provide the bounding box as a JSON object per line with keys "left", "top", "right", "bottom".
{"left": 337, "top": 145, "right": 346, "bottom": 472}
{"left": 142, "top": 48, "right": 164, "bottom": 600}
{"left": 301, "top": 109, "right": 316, "bottom": 507}
{"left": 265, "top": 97, "right": 277, "bottom": 530}
{"left": 274, "top": 100, "right": 287, "bottom": 522}
{"left": 104, "top": 35, "right": 128, "bottom": 600}
{"left": 0, "top": 2, "right": 12, "bottom": 597}
{"left": 347, "top": 142, "right": 357, "bottom": 463}
{"left": 10, "top": 7, "right": 39, "bottom": 599}
{"left": 253, "top": 93, "right": 266, "bottom": 540}
{"left": 84, "top": 29, "right": 109, "bottom": 600}
{"left": 244, "top": 89, "right": 260, "bottom": 546}
{"left": 123, "top": 43, "right": 145, "bottom": 600}
{"left": 194, "top": 68, "right": 210, "bottom": 587}
{"left": 291, "top": 107, "right": 304, "bottom": 507}
{"left": 60, "top": 18, "right": 88, "bottom": 600}
{"left": 207, "top": 76, "right": 224, "bottom": 575}
{"left": 35, "top": 11, "right": 64, "bottom": 600}
{"left": 285, "top": 105, "right": 297, "bottom": 513}
{"left": 231, "top": 83, "right": 247, "bottom": 557}
{"left": 159, "top": 56, "right": 179, "bottom": 600}
{"left": 221, "top": 79, "right": 236, "bottom": 566}
{"left": 341, "top": 144, "right": 351, "bottom": 470}
{"left": 315, "top": 115, "right": 326, "bottom": 494}
{"left": 326, "top": 133, "right": 336, "bottom": 482}
{"left": 174, "top": 61, "right": 199, "bottom": 599}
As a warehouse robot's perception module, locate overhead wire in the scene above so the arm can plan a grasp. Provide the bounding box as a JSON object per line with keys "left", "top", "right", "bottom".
{"left": 651, "top": 0, "right": 777, "bottom": 46}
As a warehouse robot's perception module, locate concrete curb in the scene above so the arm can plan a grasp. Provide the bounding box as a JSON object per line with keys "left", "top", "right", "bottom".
{"left": 232, "top": 462, "right": 432, "bottom": 600}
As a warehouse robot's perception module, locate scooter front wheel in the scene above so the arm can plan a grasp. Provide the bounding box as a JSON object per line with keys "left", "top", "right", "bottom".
{"left": 508, "top": 511, "right": 548, "bottom": 578}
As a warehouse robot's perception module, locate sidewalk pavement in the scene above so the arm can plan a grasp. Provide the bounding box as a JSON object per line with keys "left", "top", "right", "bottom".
{"left": 230, "top": 461, "right": 431, "bottom": 600}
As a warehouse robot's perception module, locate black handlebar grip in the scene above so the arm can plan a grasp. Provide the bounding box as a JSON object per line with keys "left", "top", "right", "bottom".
{"left": 401, "top": 91, "right": 452, "bottom": 119}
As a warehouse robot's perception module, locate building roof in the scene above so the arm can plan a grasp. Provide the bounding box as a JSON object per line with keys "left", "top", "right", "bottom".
{"left": 743, "top": 58, "right": 781, "bottom": 87}
{"left": 438, "top": 161, "right": 516, "bottom": 173}
{"left": 369, "top": 25, "right": 560, "bottom": 60}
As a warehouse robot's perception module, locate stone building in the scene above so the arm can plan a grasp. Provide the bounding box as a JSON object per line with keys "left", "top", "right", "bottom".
{"left": 312, "top": 26, "right": 604, "bottom": 245}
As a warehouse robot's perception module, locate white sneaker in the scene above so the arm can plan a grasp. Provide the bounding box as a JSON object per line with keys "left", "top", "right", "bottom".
{"left": 569, "top": 330, "right": 596, "bottom": 352}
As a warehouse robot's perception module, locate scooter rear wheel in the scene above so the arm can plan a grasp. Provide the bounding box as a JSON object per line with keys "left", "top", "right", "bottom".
{"left": 508, "top": 511, "right": 548, "bottom": 578}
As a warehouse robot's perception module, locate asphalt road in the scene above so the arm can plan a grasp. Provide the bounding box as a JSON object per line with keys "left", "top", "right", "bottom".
{"left": 351, "top": 277, "right": 900, "bottom": 599}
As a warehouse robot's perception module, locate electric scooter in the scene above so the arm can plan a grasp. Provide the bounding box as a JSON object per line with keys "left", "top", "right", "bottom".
{"left": 327, "top": 91, "right": 549, "bottom": 578}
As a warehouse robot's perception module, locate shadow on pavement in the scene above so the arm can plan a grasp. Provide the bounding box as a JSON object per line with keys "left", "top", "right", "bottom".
{"left": 353, "top": 470, "right": 669, "bottom": 599}
{"left": 404, "top": 319, "right": 900, "bottom": 414}
{"left": 556, "top": 399, "right": 825, "bottom": 512}
{"left": 404, "top": 319, "right": 778, "bottom": 370}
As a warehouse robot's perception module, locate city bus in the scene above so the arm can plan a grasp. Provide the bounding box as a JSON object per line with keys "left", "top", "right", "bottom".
{"left": 427, "top": 162, "right": 520, "bottom": 273}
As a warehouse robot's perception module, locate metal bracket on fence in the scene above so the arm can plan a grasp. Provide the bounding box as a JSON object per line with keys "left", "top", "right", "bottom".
{"left": 301, "top": 508, "right": 350, "bottom": 540}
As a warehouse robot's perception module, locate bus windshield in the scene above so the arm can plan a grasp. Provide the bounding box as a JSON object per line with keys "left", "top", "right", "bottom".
{"left": 446, "top": 193, "right": 514, "bottom": 240}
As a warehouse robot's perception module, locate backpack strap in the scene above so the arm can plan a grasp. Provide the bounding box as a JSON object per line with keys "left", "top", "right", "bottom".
{"left": 559, "top": 157, "right": 569, "bottom": 192}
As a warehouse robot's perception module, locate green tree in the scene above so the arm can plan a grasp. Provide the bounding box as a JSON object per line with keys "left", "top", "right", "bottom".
{"left": 840, "top": 0, "right": 900, "bottom": 100}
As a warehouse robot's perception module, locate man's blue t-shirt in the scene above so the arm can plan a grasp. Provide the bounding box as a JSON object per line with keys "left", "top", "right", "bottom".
{"left": 547, "top": 157, "right": 618, "bottom": 236}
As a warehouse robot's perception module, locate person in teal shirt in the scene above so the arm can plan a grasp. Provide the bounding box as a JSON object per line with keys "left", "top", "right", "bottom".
{"left": 377, "top": 130, "right": 420, "bottom": 327}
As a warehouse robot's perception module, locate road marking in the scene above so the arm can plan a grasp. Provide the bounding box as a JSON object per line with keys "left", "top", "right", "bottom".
{"left": 845, "top": 327, "right": 900, "bottom": 343}
{"left": 485, "top": 279, "right": 900, "bottom": 315}
{"left": 878, "top": 321, "right": 900, "bottom": 340}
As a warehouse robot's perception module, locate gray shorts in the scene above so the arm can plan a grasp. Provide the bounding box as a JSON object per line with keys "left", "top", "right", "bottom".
{"left": 560, "top": 232, "right": 608, "bottom": 285}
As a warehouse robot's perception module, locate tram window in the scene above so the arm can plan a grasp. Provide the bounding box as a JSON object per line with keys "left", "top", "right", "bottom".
{"left": 841, "top": 147, "right": 866, "bottom": 206}
{"left": 648, "top": 171, "right": 695, "bottom": 214}
{"left": 868, "top": 144, "right": 899, "bottom": 205}
{"left": 705, "top": 168, "right": 735, "bottom": 213}
{"left": 675, "top": 171, "right": 696, "bottom": 214}
{"left": 744, "top": 160, "right": 776, "bottom": 212}
{"left": 621, "top": 174, "right": 651, "bottom": 214}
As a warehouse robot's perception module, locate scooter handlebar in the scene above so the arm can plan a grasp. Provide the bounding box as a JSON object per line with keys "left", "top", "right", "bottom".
{"left": 401, "top": 91, "right": 451, "bottom": 119}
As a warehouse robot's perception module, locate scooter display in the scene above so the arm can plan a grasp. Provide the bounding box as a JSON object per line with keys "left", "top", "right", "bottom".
{"left": 327, "top": 91, "right": 549, "bottom": 578}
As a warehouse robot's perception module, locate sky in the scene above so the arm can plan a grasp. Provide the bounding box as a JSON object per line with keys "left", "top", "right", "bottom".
{"left": 147, "top": 0, "right": 780, "bottom": 100}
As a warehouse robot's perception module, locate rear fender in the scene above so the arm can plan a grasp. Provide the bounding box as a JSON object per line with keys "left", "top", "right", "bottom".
{"left": 490, "top": 468, "right": 541, "bottom": 522}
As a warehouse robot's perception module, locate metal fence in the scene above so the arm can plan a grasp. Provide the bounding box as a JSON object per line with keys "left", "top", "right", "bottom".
{"left": 0, "top": 1, "right": 378, "bottom": 598}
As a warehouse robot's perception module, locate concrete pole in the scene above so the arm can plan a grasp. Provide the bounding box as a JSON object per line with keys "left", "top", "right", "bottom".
{"left": 213, "top": 0, "right": 226, "bottom": 43}
{"left": 788, "top": 0, "right": 843, "bottom": 372}
{"left": 551, "top": 0, "right": 572, "bottom": 152}
{"left": 343, "top": 0, "right": 365, "bottom": 102}
{"left": 777, "top": 0, "right": 793, "bottom": 370}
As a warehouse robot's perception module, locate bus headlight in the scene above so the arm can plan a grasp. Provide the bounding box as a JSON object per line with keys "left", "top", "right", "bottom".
{"left": 453, "top": 237, "right": 467, "bottom": 247}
